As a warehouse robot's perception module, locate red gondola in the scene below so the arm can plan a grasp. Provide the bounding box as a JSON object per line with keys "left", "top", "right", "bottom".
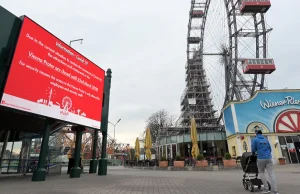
{"left": 188, "top": 37, "right": 201, "bottom": 44}
{"left": 240, "top": 0, "right": 271, "bottom": 13}
{"left": 190, "top": 10, "right": 204, "bottom": 18}
{"left": 242, "top": 58, "right": 276, "bottom": 74}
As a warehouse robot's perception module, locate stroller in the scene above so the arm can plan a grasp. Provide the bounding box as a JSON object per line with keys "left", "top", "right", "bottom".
{"left": 242, "top": 152, "right": 271, "bottom": 192}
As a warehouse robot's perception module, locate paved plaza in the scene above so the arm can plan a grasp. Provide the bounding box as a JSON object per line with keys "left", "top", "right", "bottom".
{"left": 0, "top": 166, "right": 299, "bottom": 194}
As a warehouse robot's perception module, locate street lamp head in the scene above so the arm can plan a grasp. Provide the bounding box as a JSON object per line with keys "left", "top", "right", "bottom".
{"left": 117, "top": 118, "right": 121, "bottom": 123}
{"left": 187, "top": 143, "right": 191, "bottom": 149}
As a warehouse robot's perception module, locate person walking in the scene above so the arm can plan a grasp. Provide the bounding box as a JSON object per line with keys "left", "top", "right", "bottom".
{"left": 251, "top": 130, "right": 279, "bottom": 194}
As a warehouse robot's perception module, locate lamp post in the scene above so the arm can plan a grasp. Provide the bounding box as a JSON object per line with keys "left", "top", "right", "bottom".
{"left": 212, "top": 142, "right": 216, "bottom": 166}
{"left": 69, "top": 38, "right": 83, "bottom": 46}
{"left": 108, "top": 119, "right": 121, "bottom": 156}
{"left": 187, "top": 143, "right": 191, "bottom": 166}
{"left": 243, "top": 141, "right": 248, "bottom": 152}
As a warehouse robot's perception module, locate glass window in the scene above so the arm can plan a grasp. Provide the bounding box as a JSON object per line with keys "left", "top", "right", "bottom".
{"left": 166, "top": 137, "right": 171, "bottom": 144}
{"left": 177, "top": 135, "right": 183, "bottom": 143}
{"left": 232, "top": 146, "right": 237, "bottom": 156}
{"left": 214, "top": 132, "right": 222, "bottom": 140}
{"left": 207, "top": 133, "right": 215, "bottom": 141}
{"left": 171, "top": 136, "right": 177, "bottom": 143}
{"left": 293, "top": 136, "right": 300, "bottom": 142}
{"left": 0, "top": 142, "right": 3, "bottom": 154}
{"left": 286, "top": 136, "right": 293, "bottom": 143}
{"left": 184, "top": 134, "right": 191, "bottom": 142}
{"left": 200, "top": 133, "right": 207, "bottom": 141}
{"left": 278, "top": 136, "right": 286, "bottom": 145}
{"left": 202, "top": 141, "right": 208, "bottom": 156}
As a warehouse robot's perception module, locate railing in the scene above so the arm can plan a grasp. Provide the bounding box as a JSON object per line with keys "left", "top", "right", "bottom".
{"left": 81, "top": 159, "right": 123, "bottom": 166}
{"left": 0, "top": 159, "right": 52, "bottom": 174}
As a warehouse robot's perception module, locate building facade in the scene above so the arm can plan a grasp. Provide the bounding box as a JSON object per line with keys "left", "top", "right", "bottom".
{"left": 157, "top": 130, "right": 226, "bottom": 160}
{"left": 222, "top": 89, "right": 300, "bottom": 164}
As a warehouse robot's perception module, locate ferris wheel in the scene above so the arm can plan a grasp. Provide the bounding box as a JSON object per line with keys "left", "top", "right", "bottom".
{"left": 185, "top": 0, "right": 276, "bottom": 124}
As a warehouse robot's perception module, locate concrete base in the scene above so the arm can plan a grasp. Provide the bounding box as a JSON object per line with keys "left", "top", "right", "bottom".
{"left": 98, "top": 159, "right": 107, "bottom": 176}
{"left": 167, "top": 166, "right": 172, "bottom": 171}
{"left": 89, "top": 160, "right": 98, "bottom": 173}
{"left": 32, "top": 168, "right": 47, "bottom": 181}
{"left": 70, "top": 167, "right": 81, "bottom": 178}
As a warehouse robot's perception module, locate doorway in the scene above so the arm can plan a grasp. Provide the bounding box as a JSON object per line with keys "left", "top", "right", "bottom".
{"left": 294, "top": 142, "right": 300, "bottom": 162}
{"left": 171, "top": 144, "right": 177, "bottom": 159}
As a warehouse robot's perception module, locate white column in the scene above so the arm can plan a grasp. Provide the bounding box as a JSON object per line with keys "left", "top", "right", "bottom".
{"left": 231, "top": 104, "right": 242, "bottom": 155}
{"left": 268, "top": 136, "right": 277, "bottom": 165}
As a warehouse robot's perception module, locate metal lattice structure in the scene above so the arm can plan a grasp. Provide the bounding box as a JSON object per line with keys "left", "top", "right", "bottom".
{"left": 48, "top": 126, "right": 105, "bottom": 159}
{"left": 160, "top": 0, "right": 272, "bottom": 137}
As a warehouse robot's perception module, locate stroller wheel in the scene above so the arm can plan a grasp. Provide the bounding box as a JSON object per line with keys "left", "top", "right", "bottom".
{"left": 243, "top": 181, "right": 248, "bottom": 190}
{"left": 267, "top": 181, "right": 271, "bottom": 191}
{"left": 247, "top": 182, "right": 254, "bottom": 192}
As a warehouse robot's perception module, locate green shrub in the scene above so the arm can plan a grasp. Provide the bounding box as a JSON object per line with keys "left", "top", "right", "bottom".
{"left": 175, "top": 155, "right": 183, "bottom": 161}
{"left": 196, "top": 154, "right": 204, "bottom": 161}
{"left": 224, "top": 152, "right": 232, "bottom": 160}
{"left": 160, "top": 156, "right": 167, "bottom": 161}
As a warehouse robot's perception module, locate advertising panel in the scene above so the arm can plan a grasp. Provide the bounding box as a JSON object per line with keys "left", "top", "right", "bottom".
{"left": 223, "top": 90, "right": 300, "bottom": 136}
{"left": 1, "top": 16, "right": 105, "bottom": 129}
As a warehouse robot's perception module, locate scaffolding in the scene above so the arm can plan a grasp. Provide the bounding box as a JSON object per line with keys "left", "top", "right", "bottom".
{"left": 158, "top": 0, "right": 223, "bottom": 140}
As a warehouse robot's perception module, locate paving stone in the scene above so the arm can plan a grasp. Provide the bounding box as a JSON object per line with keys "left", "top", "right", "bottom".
{"left": 0, "top": 166, "right": 299, "bottom": 194}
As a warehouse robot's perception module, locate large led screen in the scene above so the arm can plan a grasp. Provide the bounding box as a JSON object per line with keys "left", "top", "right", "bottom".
{"left": 1, "top": 16, "right": 105, "bottom": 129}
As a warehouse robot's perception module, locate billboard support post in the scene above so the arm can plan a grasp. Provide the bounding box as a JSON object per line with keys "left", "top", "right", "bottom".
{"left": 89, "top": 129, "right": 98, "bottom": 173}
{"left": 32, "top": 119, "right": 53, "bottom": 182}
{"left": 70, "top": 126, "right": 84, "bottom": 178}
{"left": 98, "top": 68, "right": 112, "bottom": 176}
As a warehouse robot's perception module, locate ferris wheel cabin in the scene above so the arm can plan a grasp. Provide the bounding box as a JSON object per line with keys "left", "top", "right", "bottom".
{"left": 188, "top": 37, "right": 201, "bottom": 44}
{"left": 190, "top": 10, "right": 204, "bottom": 18}
{"left": 242, "top": 58, "right": 276, "bottom": 74}
{"left": 240, "top": 0, "right": 271, "bottom": 13}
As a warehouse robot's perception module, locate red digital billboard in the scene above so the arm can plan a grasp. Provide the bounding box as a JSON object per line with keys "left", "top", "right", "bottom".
{"left": 1, "top": 16, "right": 105, "bottom": 129}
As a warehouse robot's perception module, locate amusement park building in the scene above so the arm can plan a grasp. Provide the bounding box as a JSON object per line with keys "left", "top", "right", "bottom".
{"left": 222, "top": 89, "right": 300, "bottom": 165}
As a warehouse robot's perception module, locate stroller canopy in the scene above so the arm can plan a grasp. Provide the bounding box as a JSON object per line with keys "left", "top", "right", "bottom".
{"left": 241, "top": 152, "right": 254, "bottom": 166}
{"left": 241, "top": 152, "right": 258, "bottom": 172}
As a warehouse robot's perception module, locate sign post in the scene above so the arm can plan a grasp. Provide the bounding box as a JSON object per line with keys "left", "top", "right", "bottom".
{"left": 98, "top": 69, "right": 112, "bottom": 176}
{"left": 32, "top": 119, "right": 54, "bottom": 181}
{"left": 89, "top": 129, "right": 98, "bottom": 173}
{"left": 70, "top": 125, "right": 84, "bottom": 178}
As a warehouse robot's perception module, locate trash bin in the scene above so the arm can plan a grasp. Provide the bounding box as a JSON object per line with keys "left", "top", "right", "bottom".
{"left": 67, "top": 158, "right": 82, "bottom": 174}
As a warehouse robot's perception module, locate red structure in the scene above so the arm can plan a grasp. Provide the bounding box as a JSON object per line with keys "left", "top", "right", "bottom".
{"left": 275, "top": 110, "right": 300, "bottom": 133}
{"left": 190, "top": 10, "right": 204, "bottom": 18}
{"left": 240, "top": 0, "right": 271, "bottom": 13}
{"left": 242, "top": 58, "right": 276, "bottom": 74}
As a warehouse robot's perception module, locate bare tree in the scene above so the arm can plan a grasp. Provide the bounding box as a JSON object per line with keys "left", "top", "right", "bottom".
{"left": 145, "top": 109, "right": 176, "bottom": 143}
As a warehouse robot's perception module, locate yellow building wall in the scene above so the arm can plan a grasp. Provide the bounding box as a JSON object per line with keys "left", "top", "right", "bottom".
{"left": 227, "top": 137, "right": 237, "bottom": 157}
{"left": 227, "top": 135, "right": 252, "bottom": 157}
{"left": 226, "top": 134, "right": 292, "bottom": 164}
{"left": 226, "top": 135, "right": 244, "bottom": 157}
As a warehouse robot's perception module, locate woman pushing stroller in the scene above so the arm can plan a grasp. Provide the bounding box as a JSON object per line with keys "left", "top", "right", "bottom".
{"left": 251, "top": 129, "right": 279, "bottom": 194}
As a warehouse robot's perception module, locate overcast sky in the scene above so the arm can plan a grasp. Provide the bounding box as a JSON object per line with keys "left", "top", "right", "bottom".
{"left": 1, "top": 0, "right": 300, "bottom": 146}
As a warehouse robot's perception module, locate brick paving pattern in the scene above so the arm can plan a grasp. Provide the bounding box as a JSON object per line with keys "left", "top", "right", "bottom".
{"left": 0, "top": 166, "right": 299, "bottom": 194}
